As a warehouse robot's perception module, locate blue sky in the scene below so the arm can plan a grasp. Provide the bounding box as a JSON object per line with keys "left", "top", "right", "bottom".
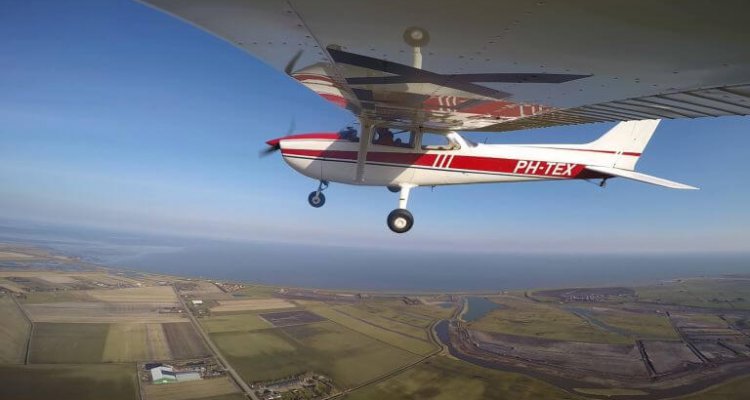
{"left": 1, "top": 0, "right": 749, "bottom": 253}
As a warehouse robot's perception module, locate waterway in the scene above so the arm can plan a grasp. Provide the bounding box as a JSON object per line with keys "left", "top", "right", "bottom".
{"left": 462, "top": 297, "right": 502, "bottom": 322}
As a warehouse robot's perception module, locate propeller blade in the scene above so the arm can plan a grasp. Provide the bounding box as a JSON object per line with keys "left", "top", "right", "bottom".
{"left": 259, "top": 144, "right": 279, "bottom": 158}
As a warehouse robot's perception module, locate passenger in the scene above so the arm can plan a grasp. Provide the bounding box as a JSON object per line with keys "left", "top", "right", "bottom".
{"left": 374, "top": 127, "right": 394, "bottom": 146}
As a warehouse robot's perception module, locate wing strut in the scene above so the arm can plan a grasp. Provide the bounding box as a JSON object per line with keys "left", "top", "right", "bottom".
{"left": 355, "top": 121, "right": 372, "bottom": 182}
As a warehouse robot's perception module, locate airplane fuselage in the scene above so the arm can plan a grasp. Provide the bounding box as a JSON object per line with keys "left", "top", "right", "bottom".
{"left": 278, "top": 132, "right": 612, "bottom": 187}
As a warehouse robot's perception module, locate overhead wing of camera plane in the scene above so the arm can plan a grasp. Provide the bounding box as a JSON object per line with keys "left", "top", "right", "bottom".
{"left": 139, "top": 0, "right": 749, "bottom": 232}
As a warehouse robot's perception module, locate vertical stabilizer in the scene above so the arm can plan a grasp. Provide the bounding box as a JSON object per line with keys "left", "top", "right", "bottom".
{"left": 584, "top": 119, "right": 660, "bottom": 170}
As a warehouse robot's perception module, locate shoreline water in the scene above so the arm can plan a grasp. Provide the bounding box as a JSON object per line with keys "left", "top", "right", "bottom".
{"left": 2, "top": 221, "right": 749, "bottom": 293}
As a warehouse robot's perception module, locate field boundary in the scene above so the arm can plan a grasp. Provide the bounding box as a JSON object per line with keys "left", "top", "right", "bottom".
{"left": 11, "top": 295, "right": 34, "bottom": 365}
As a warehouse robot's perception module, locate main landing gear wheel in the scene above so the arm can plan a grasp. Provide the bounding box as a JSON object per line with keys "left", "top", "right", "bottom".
{"left": 308, "top": 192, "right": 325, "bottom": 208}
{"left": 387, "top": 209, "right": 414, "bottom": 234}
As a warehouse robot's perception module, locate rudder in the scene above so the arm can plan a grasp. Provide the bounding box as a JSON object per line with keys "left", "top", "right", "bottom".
{"left": 584, "top": 119, "right": 660, "bottom": 170}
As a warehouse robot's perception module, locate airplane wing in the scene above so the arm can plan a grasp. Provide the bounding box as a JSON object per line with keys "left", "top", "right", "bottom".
{"left": 586, "top": 166, "right": 698, "bottom": 190}
{"left": 139, "top": 0, "right": 750, "bottom": 132}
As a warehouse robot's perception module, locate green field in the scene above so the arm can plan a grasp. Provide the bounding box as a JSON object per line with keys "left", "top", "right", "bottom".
{"left": 636, "top": 279, "right": 750, "bottom": 309}
{"left": 589, "top": 309, "right": 679, "bottom": 340}
{"left": 0, "top": 364, "right": 137, "bottom": 400}
{"left": 311, "top": 306, "right": 437, "bottom": 355}
{"left": 200, "top": 312, "right": 271, "bottom": 333}
{"left": 29, "top": 322, "right": 108, "bottom": 363}
{"left": 228, "top": 285, "right": 280, "bottom": 298}
{"left": 468, "top": 296, "right": 632, "bottom": 344}
{"left": 333, "top": 303, "right": 434, "bottom": 340}
{"left": 210, "top": 320, "right": 420, "bottom": 388}
{"left": 0, "top": 296, "right": 30, "bottom": 363}
{"left": 345, "top": 356, "right": 585, "bottom": 400}
{"left": 102, "top": 323, "right": 149, "bottom": 362}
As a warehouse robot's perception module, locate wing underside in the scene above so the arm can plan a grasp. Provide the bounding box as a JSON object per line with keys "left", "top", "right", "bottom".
{"left": 139, "top": 0, "right": 750, "bottom": 132}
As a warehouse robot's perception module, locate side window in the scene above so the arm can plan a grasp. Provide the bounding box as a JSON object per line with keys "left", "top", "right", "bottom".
{"left": 372, "top": 128, "right": 414, "bottom": 148}
{"left": 338, "top": 127, "right": 359, "bottom": 142}
{"left": 421, "top": 133, "right": 460, "bottom": 150}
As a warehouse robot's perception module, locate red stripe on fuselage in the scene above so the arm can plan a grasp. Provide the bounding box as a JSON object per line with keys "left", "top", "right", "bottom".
{"left": 281, "top": 149, "right": 590, "bottom": 178}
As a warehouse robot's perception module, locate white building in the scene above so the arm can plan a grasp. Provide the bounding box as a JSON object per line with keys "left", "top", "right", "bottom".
{"left": 150, "top": 365, "right": 202, "bottom": 384}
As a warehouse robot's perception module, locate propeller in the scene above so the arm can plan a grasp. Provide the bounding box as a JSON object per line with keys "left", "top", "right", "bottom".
{"left": 259, "top": 143, "right": 280, "bottom": 158}
{"left": 259, "top": 118, "right": 296, "bottom": 158}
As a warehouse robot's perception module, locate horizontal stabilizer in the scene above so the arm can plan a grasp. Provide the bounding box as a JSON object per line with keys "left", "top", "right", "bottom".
{"left": 587, "top": 166, "right": 698, "bottom": 190}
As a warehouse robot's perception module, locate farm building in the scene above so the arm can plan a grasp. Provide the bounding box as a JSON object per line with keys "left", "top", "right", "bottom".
{"left": 150, "top": 365, "right": 202, "bottom": 384}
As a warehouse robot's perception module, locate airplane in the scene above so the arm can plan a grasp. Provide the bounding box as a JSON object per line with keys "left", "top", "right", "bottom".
{"left": 139, "top": 0, "right": 750, "bottom": 233}
{"left": 265, "top": 120, "right": 692, "bottom": 233}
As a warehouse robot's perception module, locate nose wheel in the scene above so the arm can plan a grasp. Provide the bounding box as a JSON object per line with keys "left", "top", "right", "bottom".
{"left": 308, "top": 180, "right": 328, "bottom": 208}
{"left": 387, "top": 184, "right": 416, "bottom": 233}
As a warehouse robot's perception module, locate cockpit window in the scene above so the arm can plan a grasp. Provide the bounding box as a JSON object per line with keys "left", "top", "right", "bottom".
{"left": 372, "top": 128, "right": 414, "bottom": 148}
{"left": 421, "top": 132, "right": 460, "bottom": 150}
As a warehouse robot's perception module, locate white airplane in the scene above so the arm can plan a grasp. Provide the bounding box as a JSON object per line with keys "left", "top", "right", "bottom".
{"left": 139, "top": 0, "right": 750, "bottom": 233}
{"left": 265, "top": 120, "right": 692, "bottom": 233}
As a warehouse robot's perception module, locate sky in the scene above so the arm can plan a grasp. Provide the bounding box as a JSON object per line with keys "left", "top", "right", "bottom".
{"left": 1, "top": 0, "right": 749, "bottom": 254}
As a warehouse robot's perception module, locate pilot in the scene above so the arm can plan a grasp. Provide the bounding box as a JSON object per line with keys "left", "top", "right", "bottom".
{"left": 374, "top": 127, "right": 394, "bottom": 146}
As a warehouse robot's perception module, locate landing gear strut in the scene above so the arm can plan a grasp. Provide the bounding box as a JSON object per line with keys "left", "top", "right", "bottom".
{"left": 308, "top": 180, "right": 328, "bottom": 208}
{"left": 387, "top": 185, "right": 415, "bottom": 233}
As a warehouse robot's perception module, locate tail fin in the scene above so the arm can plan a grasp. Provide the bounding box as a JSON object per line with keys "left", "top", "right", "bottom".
{"left": 584, "top": 119, "right": 660, "bottom": 170}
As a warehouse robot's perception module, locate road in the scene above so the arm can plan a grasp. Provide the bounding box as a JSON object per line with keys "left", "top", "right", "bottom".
{"left": 172, "top": 287, "right": 259, "bottom": 400}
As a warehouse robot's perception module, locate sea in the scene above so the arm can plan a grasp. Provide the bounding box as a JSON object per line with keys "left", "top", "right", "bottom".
{"left": 1, "top": 220, "right": 748, "bottom": 292}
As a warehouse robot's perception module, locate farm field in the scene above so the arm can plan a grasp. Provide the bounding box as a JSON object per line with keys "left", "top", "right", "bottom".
{"left": 636, "top": 278, "right": 750, "bottom": 310}
{"left": 0, "top": 364, "right": 138, "bottom": 400}
{"left": 0, "top": 296, "right": 30, "bottom": 363}
{"left": 88, "top": 286, "right": 178, "bottom": 303}
{"left": 199, "top": 312, "right": 272, "bottom": 333}
{"left": 23, "top": 300, "right": 187, "bottom": 323}
{"left": 162, "top": 322, "right": 210, "bottom": 359}
{"left": 22, "top": 286, "right": 186, "bottom": 323}
{"left": 101, "top": 323, "right": 178, "bottom": 362}
{"left": 175, "top": 280, "right": 231, "bottom": 300}
{"left": 29, "top": 322, "right": 109, "bottom": 363}
{"left": 581, "top": 307, "right": 680, "bottom": 340}
{"left": 345, "top": 356, "right": 584, "bottom": 400}
{"left": 211, "top": 320, "right": 420, "bottom": 388}
{"left": 333, "top": 303, "right": 433, "bottom": 340}
{"left": 0, "top": 278, "right": 26, "bottom": 292}
{"left": 230, "top": 285, "right": 281, "bottom": 298}
{"left": 210, "top": 298, "right": 295, "bottom": 313}
{"left": 143, "top": 377, "right": 240, "bottom": 400}
{"left": 311, "top": 306, "right": 437, "bottom": 355}
{"left": 468, "top": 295, "right": 632, "bottom": 344}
